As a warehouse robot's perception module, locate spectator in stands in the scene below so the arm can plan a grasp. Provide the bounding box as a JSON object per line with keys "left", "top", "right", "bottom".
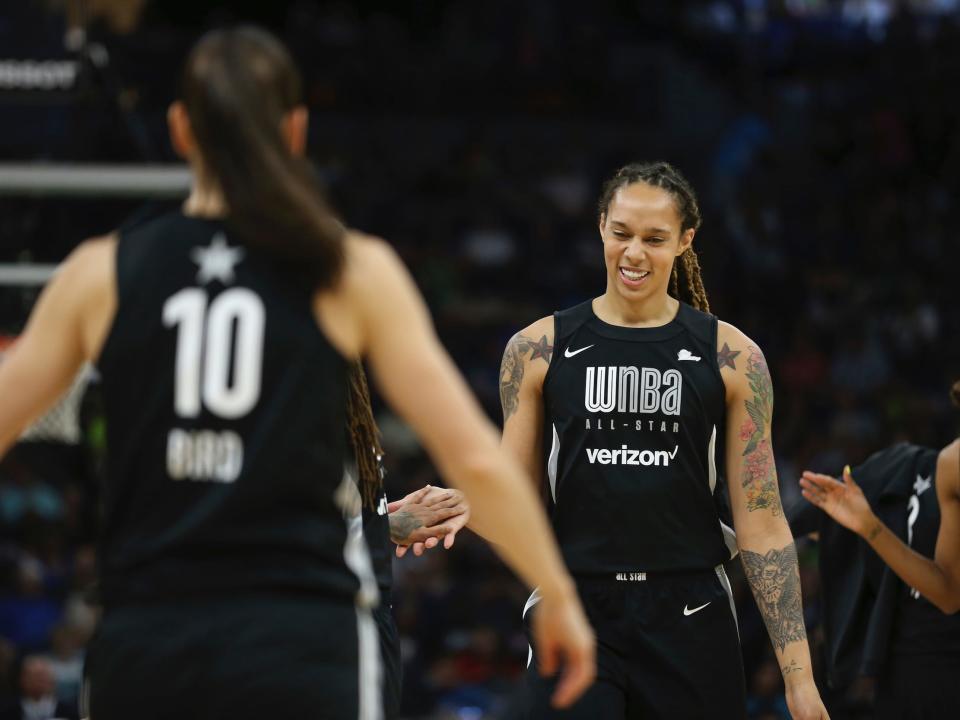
{"left": 0, "top": 655, "right": 77, "bottom": 720}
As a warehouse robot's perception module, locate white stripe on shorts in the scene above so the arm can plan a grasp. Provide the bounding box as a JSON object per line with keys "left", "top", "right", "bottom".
{"left": 715, "top": 564, "right": 739, "bottom": 640}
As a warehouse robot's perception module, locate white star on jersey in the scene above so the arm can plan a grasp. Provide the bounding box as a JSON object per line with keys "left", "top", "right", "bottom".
{"left": 914, "top": 474, "right": 932, "bottom": 496}
{"left": 191, "top": 232, "right": 244, "bottom": 285}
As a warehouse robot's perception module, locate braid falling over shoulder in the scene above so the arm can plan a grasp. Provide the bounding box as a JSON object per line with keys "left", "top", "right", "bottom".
{"left": 680, "top": 248, "right": 710, "bottom": 313}
{"left": 345, "top": 362, "right": 384, "bottom": 510}
{"left": 670, "top": 249, "right": 710, "bottom": 313}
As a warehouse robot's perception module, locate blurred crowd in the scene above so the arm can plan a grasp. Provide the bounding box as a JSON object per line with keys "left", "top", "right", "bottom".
{"left": 1, "top": 1, "right": 959, "bottom": 718}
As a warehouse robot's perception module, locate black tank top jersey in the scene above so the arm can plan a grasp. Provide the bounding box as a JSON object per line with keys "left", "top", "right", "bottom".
{"left": 96, "top": 212, "right": 360, "bottom": 606}
{"left": 542, "top": 300, "right": 736, "bottom": 576}
{"left": 891, "top": 447, "right": 960, "bottom": 656}
{"left": 361, "top": 456, "right": 393, "bottom": 596}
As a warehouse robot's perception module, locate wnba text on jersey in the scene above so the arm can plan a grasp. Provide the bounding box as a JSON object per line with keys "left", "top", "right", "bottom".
{"left": 584, "top": 365, "right": 682, "bottom": 415}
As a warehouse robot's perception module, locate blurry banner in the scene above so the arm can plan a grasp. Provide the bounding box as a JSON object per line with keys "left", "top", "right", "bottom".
{"left": 0, "top": 58, "right": 79, "bottom": 91}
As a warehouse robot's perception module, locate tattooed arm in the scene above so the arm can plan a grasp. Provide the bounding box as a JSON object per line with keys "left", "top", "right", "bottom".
{"left": 468, "top": 316, "right": 554, "bottom": 542}
{"left": 500, "top": 317, "right": 554, "bottom": 486}
{"left": 718, "top": 323, "right": 827, "bottom": 720}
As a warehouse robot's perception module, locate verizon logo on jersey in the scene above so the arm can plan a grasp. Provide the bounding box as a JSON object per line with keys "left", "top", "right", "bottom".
{"left": 586, "top": 445, "right": 679, "bottom": 467}
{"left": 584, "top": 366, "right": 682, "bottom": 415}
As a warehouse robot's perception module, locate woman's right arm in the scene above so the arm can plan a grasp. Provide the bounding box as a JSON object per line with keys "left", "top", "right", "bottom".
{"left": 338, "top": 236, "right": 594, "bottom": 706}
{"left": 801, "top": 439, "right": 960, "bottom": 614}
{"left": 451, "top": 315, "right": 554, "bottom": 543}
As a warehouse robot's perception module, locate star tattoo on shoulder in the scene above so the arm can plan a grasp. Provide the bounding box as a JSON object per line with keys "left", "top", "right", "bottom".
{"left": 527, "top": 335, "right": 553, "bottom": 363}
{"left": 717, "top": 342, "right": 741, "bottom": 370}
{"left": 499, "top": 332, "right": 553, "bottom": 421}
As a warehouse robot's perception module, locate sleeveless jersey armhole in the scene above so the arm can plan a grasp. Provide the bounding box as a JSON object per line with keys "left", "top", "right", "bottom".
{"left": 543, "top": 299, "right": 593, "bottom": 395}
{"left": 93, "top": 230, "right": 132, "bottom": 374}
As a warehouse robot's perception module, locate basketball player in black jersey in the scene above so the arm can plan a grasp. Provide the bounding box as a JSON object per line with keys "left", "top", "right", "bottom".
{"left": 346, "top": 362, "right": 472, "bottom": 719}
{"left": 0, "top": 27, "right": 595, "bottom": 720}
{"left": 497, "top": 162, "right": 828, "bottom": 718}
{"left": 791, "top": 437, "right": 960, "bottom": 718}
{"left": 800, "top": 387, "right": 960, "bottom": 615}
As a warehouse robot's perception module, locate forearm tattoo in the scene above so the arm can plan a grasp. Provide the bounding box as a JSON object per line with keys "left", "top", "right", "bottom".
{"left": 781, "top": 659, "right": 804, "bottom": 676}
{"left": 742, "top": 543, "right": 807, "bottom": 652}
{"left": 739, "top": 346, "right": 781, "bottom": 515}
{"left": 867, "top": 521, "right": 883, "bottom": 542}
{"left": 389, "top": 511, "right": 422, "bottom": 545}
{"left": 499, "top": 333, "right": 552, "bottom": 422}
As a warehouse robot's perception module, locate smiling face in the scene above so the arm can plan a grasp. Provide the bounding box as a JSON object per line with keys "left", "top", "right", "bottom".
{"left": 599, "top": 182, "right": 694, "bottom": 306}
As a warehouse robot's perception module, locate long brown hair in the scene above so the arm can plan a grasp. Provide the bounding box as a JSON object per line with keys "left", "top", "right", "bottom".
{"left": 597, "top": 161, "right": 710, "bottom": 313}
{"left": 181, "top": 28, "right": 382, "bottom": 503}
{"left": 346, "top": 362, "right": 385, "bottom": 509}
{"left": 180, "top": 26, "right": 344, "bottom": 289}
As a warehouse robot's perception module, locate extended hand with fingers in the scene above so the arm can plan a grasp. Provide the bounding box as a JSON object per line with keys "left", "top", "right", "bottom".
{"left": 388, "top": 484, "right": 470, "bottom": 557}
{"left": 799, "top": 465, "right": 875, "bottom": 536}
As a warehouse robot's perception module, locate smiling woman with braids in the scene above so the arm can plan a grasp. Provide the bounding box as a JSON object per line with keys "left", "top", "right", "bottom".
{"left": 497, "top": 161, "right": 828, "bottom": 719}
{"left": 0, "top": 26, "right": 595, "bottom": 720}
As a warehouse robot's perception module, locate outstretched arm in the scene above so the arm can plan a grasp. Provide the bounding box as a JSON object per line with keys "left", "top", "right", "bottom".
{"left": 0, "top": 238, "right": 115, "bottom": 457}
{"left": 466, "top": 318, "right": 553, "bottom": 542}
{"left": 719, "top": 325, "right": 827, "bottom": 720}
{"left": 800, "top": 439, "right": 960, "bottom": 613}
{"left": 339, "top": 237, "right": 594, "bottom": 707}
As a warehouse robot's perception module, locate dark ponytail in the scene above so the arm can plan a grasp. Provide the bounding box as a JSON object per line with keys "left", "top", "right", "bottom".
{"left": 181, "top": 27, "right": 344, "bottom": 289}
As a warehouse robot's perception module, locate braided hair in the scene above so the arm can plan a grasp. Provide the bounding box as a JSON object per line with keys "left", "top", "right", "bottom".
{"left": 345, "top": 362, "right": 384, "bottom": 510}
{"left": 597, "top": 161, "right": 710, "bottom": 313}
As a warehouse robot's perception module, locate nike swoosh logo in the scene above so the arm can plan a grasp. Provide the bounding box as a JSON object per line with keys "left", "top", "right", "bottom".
{"left": 564, "top": 345, "right": 594, "bottom": 358}
{"left": 683, "top": 602, "right": 710, "bottom": 616}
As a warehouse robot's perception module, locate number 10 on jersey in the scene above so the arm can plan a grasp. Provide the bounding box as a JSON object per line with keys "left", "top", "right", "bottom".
{"left": 161, "top": 287, "right": 265, "bottom": 484}
{"left": 163, "top": 287, "right": 265, "bottom": 419}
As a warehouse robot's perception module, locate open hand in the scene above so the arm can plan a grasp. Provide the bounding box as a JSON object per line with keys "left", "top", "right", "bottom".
{"left": 799, "top": 466, "right": 874, "bottom": 537}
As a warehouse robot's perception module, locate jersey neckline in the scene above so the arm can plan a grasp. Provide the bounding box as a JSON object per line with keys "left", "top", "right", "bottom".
{"left": 585, "top": 299, "right": 690, "bottom": 342}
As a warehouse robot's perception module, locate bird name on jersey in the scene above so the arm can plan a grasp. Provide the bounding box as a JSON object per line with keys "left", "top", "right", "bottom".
{"left": 167, "top": 428, "right": 244, "bottom": 483}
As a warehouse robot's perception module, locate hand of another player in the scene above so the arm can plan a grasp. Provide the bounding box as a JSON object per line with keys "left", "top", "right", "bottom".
{"left": 388, "top": 485, "right": 470, "bottom": 557}
{"left": 785, "top": 679, "right": 830, "bottom": 720}
{"left": 531, "top": 588, "right": 596, "bottom": 708}
{"left": 799, "top": 466, "right": 875, "bottom": 537}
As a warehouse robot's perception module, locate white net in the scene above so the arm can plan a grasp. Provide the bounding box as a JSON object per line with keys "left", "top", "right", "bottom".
{"left": 20, "top": 363, "right": 94, "bottom": 445}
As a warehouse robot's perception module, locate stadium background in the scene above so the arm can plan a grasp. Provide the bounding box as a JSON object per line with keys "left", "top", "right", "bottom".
{"left": 1, "top": 1, "right": 959, "bottom": 718}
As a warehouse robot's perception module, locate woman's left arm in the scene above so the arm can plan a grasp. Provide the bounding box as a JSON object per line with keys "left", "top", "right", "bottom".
{"left": 718, "top": 323, "right": 828, "bottom": 720}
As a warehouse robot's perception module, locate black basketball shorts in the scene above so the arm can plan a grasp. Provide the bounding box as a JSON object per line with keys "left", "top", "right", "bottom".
{"left": 84, "top": 594, "right": 383, "bottom": 720}
{"left": 521, "top": 567, "right": 746, "bottom": 719}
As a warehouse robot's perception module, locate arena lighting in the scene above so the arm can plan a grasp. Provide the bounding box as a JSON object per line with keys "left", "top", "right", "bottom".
{"left": 0, "top": 163, "right": 191, "bottom": 197}
{"left": 0, "top": 163, "right": 190, "bottom": 284}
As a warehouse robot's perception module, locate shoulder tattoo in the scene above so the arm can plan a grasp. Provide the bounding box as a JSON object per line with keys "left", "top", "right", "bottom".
{"left": 717, "top": 342, "right": 741, "bottom": 370}
{"left": 499, "top": 333, "right": 552, "bottom": 422}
